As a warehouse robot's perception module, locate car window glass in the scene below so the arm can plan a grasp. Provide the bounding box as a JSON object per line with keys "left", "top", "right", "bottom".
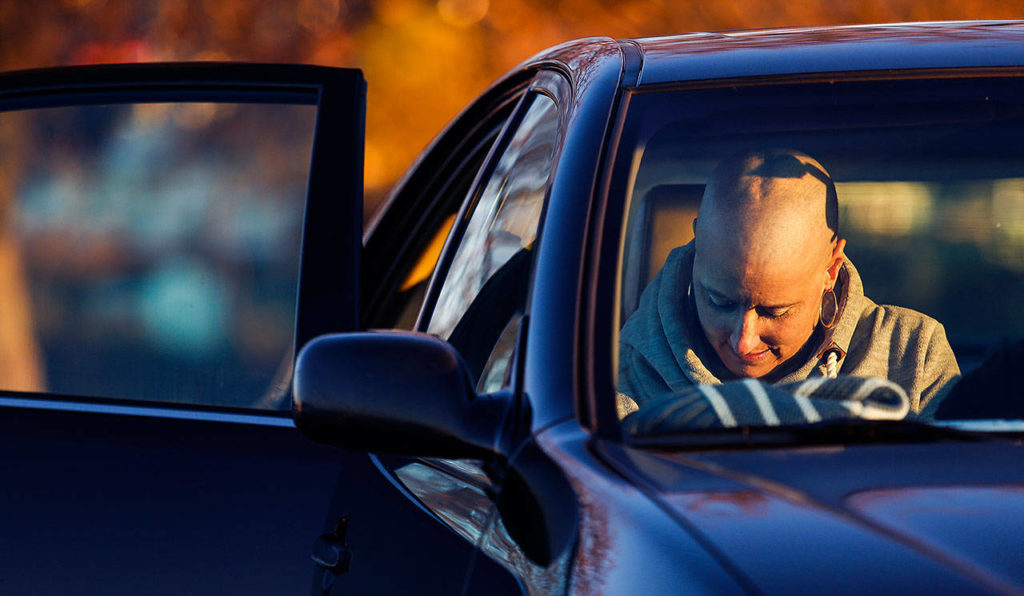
{"left": 0, "top": 102, "right": 315, "bottom": 409}
{"left": 614, "top": 76, "right": 1024, "bottom": 432}
{"left": 363, "top": 94, "right": 523, "bottom": 331}
{"left": 427, "top": 93, "right": 559, "bottom": 387}
{"left": 385, "top": 214, "right": 457, "bottom": 330}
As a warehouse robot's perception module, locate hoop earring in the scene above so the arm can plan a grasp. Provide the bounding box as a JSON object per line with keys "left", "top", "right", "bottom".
{"left": 820, "top": 287, "right": 838, "bottom": 329}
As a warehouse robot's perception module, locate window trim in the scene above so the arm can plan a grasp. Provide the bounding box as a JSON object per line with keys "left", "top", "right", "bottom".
{"left": 361, "top": 74, "right": 532, "bottom": 330}
{"left": 413, "top": 92, "right": 535, "bottom": 332}
{"left": 0, "top": 62, "right": 365, "bottom": 412}
{"left": 415, "top": 71, "right": 570, "bottom": 335}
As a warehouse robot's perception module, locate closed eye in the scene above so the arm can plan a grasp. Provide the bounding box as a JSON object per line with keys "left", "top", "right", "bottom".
{"left": 707, "top": 293, "right": 738, "bottom": 311}
{"left": 756, "top": 306, "right": 791, "bottom": 319}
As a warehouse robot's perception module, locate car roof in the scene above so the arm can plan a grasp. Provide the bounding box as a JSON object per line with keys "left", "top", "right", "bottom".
{"left": 529, "top": 21, "right": 1024, "bottom": 88}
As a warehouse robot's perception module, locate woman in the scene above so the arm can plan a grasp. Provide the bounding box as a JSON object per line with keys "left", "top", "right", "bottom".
{"left": 617, "top": 149, "right": 960, "bottom": 418}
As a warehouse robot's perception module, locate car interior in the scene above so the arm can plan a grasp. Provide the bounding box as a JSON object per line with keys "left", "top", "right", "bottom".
{"left": 615, "top": 76, "right": 1024, "bottom": 423}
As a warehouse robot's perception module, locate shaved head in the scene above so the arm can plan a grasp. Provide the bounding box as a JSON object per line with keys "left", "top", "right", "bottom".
{"left": 691, "top": 149, "right": 846, "bottom": 379}
{"left": 697, "top": 149, "right": 838, "bottom": 261}
{"left": 705, "top": 149, "right": 838, "bottom": 235}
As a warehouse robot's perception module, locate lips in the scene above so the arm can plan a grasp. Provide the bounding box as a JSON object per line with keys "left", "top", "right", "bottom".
{"left": 734, "top": 348, "right": 772, "bottom": 364}
{"left": 711, "top": 342, "right": 778, "bottom": 377}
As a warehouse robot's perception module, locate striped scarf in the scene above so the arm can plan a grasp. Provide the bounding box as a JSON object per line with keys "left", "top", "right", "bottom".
{"left": 621, "top": 375, "right": 910, "bottom": 434}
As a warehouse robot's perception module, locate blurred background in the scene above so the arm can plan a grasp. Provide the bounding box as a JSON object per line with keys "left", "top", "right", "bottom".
{"left": 3, "top": 0, "right": 1021, "bottom": 214}
{"left": 0, "top": 1, "right": 1020, "bottom": 407}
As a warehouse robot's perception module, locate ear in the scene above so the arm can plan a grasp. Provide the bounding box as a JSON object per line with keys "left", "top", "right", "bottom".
{"left": 825, "top": 238, "right": 846, "bottom": 288}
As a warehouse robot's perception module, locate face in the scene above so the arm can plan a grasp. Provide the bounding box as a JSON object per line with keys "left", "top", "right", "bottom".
{"left": 691, "top": 232, "right": 843, "bottom": 379}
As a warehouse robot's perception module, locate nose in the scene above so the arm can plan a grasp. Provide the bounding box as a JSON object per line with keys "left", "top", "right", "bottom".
{"left": 730, "top": 309, "right": 762, "bottom": 355}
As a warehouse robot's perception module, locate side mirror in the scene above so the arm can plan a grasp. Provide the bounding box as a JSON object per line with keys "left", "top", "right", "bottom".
{"left": 292, "top": 331, "right": 507, "bottom": 458}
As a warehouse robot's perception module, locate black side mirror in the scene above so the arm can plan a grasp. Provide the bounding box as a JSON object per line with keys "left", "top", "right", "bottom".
{"left": 292, "top": 331, "right": 507, "bottom": 458}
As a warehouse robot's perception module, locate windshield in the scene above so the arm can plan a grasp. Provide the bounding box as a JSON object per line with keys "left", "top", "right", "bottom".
{"left": 613, "top": 74, "right": 1024, "bottom": 439}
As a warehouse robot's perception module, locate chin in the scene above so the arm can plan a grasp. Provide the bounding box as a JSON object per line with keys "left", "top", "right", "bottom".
{"left": 732, "top": 363, "right": 774, "bottom": 379}
{"left": 714, "top": 347, "right": 779, "bottom": 378}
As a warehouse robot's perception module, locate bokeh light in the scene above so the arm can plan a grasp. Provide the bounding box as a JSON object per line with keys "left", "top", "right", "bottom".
{"left": 1, "top": 0, "right": 1022, "bottom": 215}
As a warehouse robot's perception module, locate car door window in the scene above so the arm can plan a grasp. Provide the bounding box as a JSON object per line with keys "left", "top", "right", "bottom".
{"left": 426, "top": 92, "right": 560, "bottom": 389}
{"left": 1, "top": 101, "right": 316, "bottom": 409}
{"left": 361, "top": 81, "right": 529, "bottom": 331}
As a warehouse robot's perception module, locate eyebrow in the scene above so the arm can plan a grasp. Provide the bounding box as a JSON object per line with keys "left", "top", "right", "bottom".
{"left": 704, "top": 285, "right": 799, "bottom": 310}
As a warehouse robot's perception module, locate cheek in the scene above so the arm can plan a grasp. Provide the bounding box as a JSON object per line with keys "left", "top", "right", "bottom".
{"left": 693, "top": 301, "right": 730, "bottom": 340}
{"left": 770, "top": 312, "right": 817, "bottom": 351}
{"left": 759, "top": 323, "right": 788, "bottom": 348}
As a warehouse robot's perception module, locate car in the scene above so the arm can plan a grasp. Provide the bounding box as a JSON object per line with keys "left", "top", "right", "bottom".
{"left": 3, "top": 19, "right": 1024, "bottom": 595}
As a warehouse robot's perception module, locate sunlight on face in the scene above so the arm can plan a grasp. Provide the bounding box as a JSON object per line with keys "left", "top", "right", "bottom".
{"left": 692, "top": 242, "right": 825, "bottom": 378}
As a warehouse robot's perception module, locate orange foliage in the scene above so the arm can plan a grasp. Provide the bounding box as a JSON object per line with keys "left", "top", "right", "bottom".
{"left": 2, "top": 0, "right": 1023, "bottom": 209}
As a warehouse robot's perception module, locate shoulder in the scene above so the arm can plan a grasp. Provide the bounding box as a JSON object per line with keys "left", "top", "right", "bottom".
{"left": 852, "top": 299, "right": 959, "bottom": 379}
{"left": 856, "top": 300, "right": 947, "bottom": 343}
{"left": 848, "top": 300, "right": 960, "bottom": 412}
{"left": 839, "top": 258, "right": 950, "bottom": 351}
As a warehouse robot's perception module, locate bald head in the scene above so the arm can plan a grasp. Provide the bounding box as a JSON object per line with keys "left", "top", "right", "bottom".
{"left": 690, "top": 149, "right": 847, "bottom": 378}
{"left": 698, "top": 149, "right": 838, "bottom": 247}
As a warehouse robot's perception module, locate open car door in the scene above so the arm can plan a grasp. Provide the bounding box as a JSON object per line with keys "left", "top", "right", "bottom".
{"left": 0, "top": 63, "right": 365, "bottom": 593}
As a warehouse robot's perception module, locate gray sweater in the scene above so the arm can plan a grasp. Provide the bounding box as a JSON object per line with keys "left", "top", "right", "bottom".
{"left": 618, "top": 242, "right": 960, "bottom": 416}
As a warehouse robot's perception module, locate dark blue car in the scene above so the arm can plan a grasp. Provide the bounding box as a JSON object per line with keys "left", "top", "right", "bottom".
{"left": 2, "top": 20, "right": 1024, "bottom": 594}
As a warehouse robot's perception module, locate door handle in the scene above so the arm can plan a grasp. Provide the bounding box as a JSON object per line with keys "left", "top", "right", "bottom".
{"left": 312, "top": 515, "right": 351, "bottom": 593}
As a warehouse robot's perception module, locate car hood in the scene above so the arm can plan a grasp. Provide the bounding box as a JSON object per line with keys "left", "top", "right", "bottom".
{"left": 598, "top": 439, "right": 1024, "bottom": 594}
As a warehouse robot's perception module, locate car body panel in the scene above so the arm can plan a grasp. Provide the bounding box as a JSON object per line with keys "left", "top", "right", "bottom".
{"left": 0, "top": 406, "right": 340, "bottom": 594}
{"left": 633, "top": 21, "right": 1024, "bottom": 86}
{"left": 535, "top": 422, "right": 748, "bottom": 594}
{"left": 848, "top": 485, "right": 1024, "bottom": 588}
{"left": 597, "top": 439, "right": 1024, "bottom": 593}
